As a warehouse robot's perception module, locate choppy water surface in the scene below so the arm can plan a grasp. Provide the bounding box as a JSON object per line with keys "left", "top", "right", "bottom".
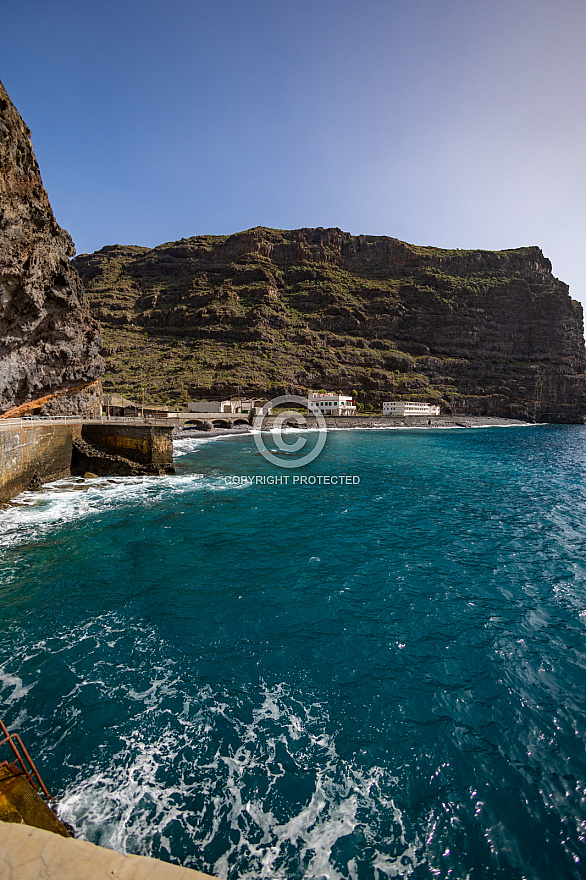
{"left": 1, "top": 425, "right": 585, "bottom": 879}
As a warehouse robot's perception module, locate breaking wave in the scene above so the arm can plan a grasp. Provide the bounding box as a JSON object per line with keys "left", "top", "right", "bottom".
{"left": 2, "top": 615, "right": 421, "bottom": 879}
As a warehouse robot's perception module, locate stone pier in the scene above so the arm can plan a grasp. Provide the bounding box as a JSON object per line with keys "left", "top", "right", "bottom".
{"left": 81, "top": 423, "right": 173, "bottom": 468}
{"left": 0, "top": 421, "right": 175, "bottom": 503}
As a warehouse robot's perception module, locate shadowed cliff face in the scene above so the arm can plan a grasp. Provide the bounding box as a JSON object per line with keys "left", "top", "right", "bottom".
{"left": 0, "top": 80, "right": 104, "bottom": 416}
{"left": 74, "top": 226, "right": 586, "bottom": 422}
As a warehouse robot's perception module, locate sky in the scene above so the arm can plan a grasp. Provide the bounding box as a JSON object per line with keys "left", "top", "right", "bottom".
{"left": 2, "top": 0, "right": 586, "bottom": 310}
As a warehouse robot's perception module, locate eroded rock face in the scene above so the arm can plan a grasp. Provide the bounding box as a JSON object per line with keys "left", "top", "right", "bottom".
{"left": 0, "top": 79, "right": 104, "bottom": 416}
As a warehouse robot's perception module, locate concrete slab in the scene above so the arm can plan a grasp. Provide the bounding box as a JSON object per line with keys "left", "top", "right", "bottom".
{"left": 0, "top": 765, "right": 70, "bottom": 838}
{"left": 0, "top": 822, "right": 219, "bottom": 880}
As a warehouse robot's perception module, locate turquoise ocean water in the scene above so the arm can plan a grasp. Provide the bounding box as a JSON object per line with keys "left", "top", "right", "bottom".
{"left": 0, "top": 425, "right": 585, "bottom": 879}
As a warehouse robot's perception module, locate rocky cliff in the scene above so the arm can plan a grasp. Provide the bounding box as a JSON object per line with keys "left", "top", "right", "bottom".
{"left": 0, "top": 79, "right": 104, "bottom": 417}
{"left": 74, "top": 227, "right": 586, "bottom": 423}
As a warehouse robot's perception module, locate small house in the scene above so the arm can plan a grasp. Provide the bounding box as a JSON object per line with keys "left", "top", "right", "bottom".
{"left": 103, "top": 394, "right": 140, "bottom": 418}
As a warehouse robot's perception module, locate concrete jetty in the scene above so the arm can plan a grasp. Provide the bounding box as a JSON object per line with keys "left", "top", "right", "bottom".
{"left": 0, "top": 418, "right": 175, "bottom": 503}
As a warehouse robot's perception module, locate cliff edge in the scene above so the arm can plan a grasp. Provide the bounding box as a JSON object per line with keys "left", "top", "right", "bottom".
{"left": 0, "top": 79, "right": 104, "bottom": 417}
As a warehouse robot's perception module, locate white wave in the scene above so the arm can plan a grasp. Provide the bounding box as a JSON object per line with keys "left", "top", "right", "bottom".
{"left": 55, "top": 679, "right": 421, "bottom": 879}
{"left": 245, "top": 423, "right": 536, "bottom": 439}
{"left": 58, "top": 726, "right": 192, "bottom": 858}
{"left": 0, "top": 472, "right": 207, "bottom": 552}
{"left": 173, "top": 432, "right": 249, "bottom": 457}
{"left": 249, "top": 426, "right": 328, "bottom": 435}
{"left": 1, "top": 611, "right": 423, "bottom": 879}
{"left": 0, "top": 665, "right": 34, "bottom": 705}
{"left": 324, "top": 422, "right": 536, "bottom": 432}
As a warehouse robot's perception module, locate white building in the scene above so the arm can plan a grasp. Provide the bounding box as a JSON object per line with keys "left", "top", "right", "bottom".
{"left": 383, "top": 401, "right": 441, "bottom": 416}
{"left": 188, "top": 398, "right": 272, "bottom": 415}
{"left": 236, "top": 398, "right": 272, "bottom": 414}
{"left": 308, "top": 392, "right": 356, "bottom": 416}
{"left": 188, "top": 400, "right": 233, "bottom": 413}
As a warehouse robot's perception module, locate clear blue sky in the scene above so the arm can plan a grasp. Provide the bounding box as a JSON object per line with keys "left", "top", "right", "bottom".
{"left": 3, "top": 0, "right": 586, "bottom": 310}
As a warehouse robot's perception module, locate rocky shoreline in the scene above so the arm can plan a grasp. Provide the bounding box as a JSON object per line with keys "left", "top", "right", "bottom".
{"left": 177, "top": 414, "right": 533, "bottom": 440}
{"left": 321, "top": 414, "right": 531, "bottom": 429}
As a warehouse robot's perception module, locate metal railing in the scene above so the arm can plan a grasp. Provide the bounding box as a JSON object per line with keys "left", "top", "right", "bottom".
{"left": 0, "top": 416, "right": 181, "bottom": 431}
{"left": 0, "top": 719, "right": 52, "bottom": 801}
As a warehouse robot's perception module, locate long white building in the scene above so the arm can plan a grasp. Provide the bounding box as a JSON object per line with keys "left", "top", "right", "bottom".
{"left": 188, "top": 398, "right": 271, "bottom": 415}
{"left": 383, "top": 401, "right": 441, "bottom": 416}
{"left": 308, "top": 392, "right": 356, "bottom": 416}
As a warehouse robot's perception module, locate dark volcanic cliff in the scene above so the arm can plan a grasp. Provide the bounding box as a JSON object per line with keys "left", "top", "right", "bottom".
{"left": 0, "top": 80, "right": 104, "bottom": 416}
{"left": 74, "top": 227, "right": 586, "bottom": 422}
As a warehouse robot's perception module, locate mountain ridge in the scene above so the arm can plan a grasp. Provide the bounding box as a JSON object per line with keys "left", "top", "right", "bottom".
{"left": 73, "top": 226, "right": 586, "bottom": 422}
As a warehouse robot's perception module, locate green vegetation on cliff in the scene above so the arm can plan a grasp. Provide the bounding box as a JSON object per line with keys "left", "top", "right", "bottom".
{"left": 73, "top": 226, "right": 586, "bottom": 422}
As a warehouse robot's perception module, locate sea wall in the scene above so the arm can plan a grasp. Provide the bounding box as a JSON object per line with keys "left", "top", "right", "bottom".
{"left": 0, "top": 422, "right": 175, "bottom": 503}
{"left": 0, "top": 424, "right": 74, "bottom": 503}
{"left": 81, "top": 424, "right": 174, "bottom": 467}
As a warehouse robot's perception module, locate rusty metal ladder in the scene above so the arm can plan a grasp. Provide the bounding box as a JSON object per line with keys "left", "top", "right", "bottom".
{"left": 0, "top": 719, "right": 53, "bottom": 801}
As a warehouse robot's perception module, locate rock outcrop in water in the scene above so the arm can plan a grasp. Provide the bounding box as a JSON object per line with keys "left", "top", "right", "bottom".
{"left": 0, "top": 79, "right": 104, "bottom": 417}
{"left": 74, "top": 227, "right": 586, "bottom": 422}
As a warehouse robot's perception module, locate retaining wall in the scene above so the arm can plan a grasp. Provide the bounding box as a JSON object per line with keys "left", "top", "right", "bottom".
{"left": 81, "top": 424, "right": 173, "bottom": 467}
{"left": 0, "top": 422, "right": 175, "bottom": 503}
{"left": 0, "top": 425, "right": 74, "bottom": 503}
